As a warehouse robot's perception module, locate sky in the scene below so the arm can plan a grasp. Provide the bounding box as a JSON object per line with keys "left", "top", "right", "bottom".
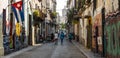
{"left": 56, "top": 0, "right": 67, "bottom": 16}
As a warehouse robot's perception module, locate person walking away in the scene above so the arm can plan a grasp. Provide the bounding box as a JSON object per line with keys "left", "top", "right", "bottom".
{"left": 68, "top": 33, "right": 73, "bottom": 43}
{"left": 60, "top": 32, "right": 64, "bottom": 45}
{"left": 54, "top": 32, "right": 58, "bottom": 45}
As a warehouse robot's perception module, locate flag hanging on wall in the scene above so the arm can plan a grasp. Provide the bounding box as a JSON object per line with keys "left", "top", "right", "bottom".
{"left": 12, "top": 1, "right": 24, "bottom": 24}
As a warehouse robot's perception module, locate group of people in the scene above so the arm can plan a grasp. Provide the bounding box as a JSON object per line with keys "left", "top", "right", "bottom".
{"left": 51, "top": 31, "right": 74, "bottom": 45}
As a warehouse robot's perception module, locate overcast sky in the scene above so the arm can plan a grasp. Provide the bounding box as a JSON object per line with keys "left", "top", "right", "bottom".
{"left": 56, "top": 0, "right": 67, "bottom": 16}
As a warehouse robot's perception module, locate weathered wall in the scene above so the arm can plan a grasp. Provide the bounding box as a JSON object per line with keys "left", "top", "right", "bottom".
{"left": 0, "top": 15, "right": 4, "bottom": 56}
{"left": 105, "top": 13, "right": 120, "bottom": 58}
{"left": 92, "top": 13, "right": 103, "bottom": 53}
{"left": 91, "top": 0, "right": 105, "bottom": 54}
{"left": 104, "top": 0, "right": 120, "bottom": 57}
{"left": 79, "top": 18, "right": 85, "bottom": 45}
{"left": 78, "top": 0, "right": 120, "bottom": 57}
{"left": 0, "top": 0, "right": 9, "bottom": 56}
{"left": 79, "top": 18, "right": 87, "bottom": 46}
{"left": 105, "top": 0, "right": 119, "bottom": 15}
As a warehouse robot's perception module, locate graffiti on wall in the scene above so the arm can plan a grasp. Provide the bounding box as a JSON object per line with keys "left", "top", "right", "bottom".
{"left": 105, "top": 16, "right": 120, "bottom": 56}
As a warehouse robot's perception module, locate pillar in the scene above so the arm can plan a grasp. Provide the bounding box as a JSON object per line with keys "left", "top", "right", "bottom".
{"left": 32, "top": 26, "right": 35, "bottom": 45}
{"left": 0, "top": 16, "right": 4, "bottom": 56}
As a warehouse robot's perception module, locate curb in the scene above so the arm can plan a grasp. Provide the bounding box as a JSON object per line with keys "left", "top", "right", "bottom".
{"left": 72, "top": 41, "right": 92, "bottom": 58}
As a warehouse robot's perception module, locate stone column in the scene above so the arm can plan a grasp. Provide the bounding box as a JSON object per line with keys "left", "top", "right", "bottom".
{"left": 0, "top": 17, "right": 4, "bottom": 56}
{"left": 32, "top": 26, "right": 35, "bottom": 45}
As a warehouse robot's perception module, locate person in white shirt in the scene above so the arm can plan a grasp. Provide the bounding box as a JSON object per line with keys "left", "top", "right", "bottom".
{"left": 54, "top": 32, "right": 58, "bottom": 45}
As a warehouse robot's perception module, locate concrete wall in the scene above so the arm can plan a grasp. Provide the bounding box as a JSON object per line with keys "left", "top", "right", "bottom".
{"left": 31, "top": 0, "right": 42, "bottom": 45}
{"left": 0, "top": 0, "right": 9, "bottom": 56}
{"left": 91, "top": 0, "right": 103, "bottom": 54}
{"left": 0, "top": 14, "right": 4, "bottom": 56}
{"left": 41, "top": 0, "right": 47, "bottom": 14}
{"left": 79, "top": 18, "right": 82, "bottom": 43}
{"left": 31, "top": 0, "right": 42, "bottom": 11}
{"left": 104, "top": 0, "right": 120, "bottom": 57}
{"left": 77, "top": 0, "right": 119, "bottom": 57}
{"left": 92, "top": 13, "right": 103, "bottom": 53}
{"left": 105, "top": 13, "right": 120, "bottom": 58}
{"left": 79, "top": 4, "right": 93, "bottom": 47}
{"left": 91, "top": 0, "right": 119, "bottom": 56}
{"left": 78, "top": 0, "right": 104, "bottom": 54}
{"left": 50, "top": 0, "right": 56, "bottom": 12}
{"left": 105, "top": 0, "right": 119, "bottom": 15}
{"left": 68, "top": 0, "right": 75, "bottom": 9}
{"left": 79, "top": 18, "right": 88, "bottom": 46}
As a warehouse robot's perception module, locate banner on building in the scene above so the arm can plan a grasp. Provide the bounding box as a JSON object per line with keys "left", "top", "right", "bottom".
{"left": 16, "top": 23, "right": 21, "bottom": 36}
{"left": 12, "top": 1, "right": 24, "bottom": 24}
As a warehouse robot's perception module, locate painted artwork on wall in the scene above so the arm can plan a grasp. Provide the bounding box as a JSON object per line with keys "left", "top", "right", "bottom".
{"left": 105, "top": 14, "right": 120, "bottom": 57}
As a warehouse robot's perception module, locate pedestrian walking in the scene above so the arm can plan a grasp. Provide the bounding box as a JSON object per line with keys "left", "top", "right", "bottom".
{"left": 60, "top": 31, "right": 65, "bottom": 45}
{"left": 68, "top": 33, "right": 73, "bottom": 43}
{"left": 54, "top": 32, "right": 58, "bottom": 45}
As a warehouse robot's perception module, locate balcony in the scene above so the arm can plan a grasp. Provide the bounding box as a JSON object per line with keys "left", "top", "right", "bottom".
{"left": 33, "top": 10, "right": 46, "bottom": 24}
{"left": 50, "top": 11, "right": 57, "bottom": 19}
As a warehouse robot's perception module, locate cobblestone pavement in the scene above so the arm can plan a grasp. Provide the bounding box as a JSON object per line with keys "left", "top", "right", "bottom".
{"left": 12, "top": 39, "right": 87, "bottom": 58}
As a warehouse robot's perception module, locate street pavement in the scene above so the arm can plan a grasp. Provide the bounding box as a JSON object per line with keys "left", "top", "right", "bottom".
{"left": 11, "top": 39, "right": 87, "bottom": 58}
{"left": 72, "top": 41, "right": 104, "bottom": 58}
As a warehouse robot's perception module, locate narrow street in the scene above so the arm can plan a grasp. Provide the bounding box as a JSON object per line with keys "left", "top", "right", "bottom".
{"left": 12, "top": 39, "right": 86, "bottom": 58}
{"left": 1, "top": 0, "right": 120, "bottom": 58}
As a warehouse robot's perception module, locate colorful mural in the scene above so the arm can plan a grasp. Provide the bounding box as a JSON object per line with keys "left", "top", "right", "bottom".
{"left": 105, "top": 14, "right": 120, "bottom": 57}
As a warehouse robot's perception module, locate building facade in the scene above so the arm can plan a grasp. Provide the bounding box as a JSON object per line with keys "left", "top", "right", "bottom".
{"left": 0, "top": 0, "right": 9, "bottom": 55}
{"left": 67, "top": 0, "right": 120, "bottom": 57}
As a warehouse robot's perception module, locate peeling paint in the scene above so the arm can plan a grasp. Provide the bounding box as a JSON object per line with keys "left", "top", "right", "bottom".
{"left": 105, "top": 15, "right": 120, "bottom": 56}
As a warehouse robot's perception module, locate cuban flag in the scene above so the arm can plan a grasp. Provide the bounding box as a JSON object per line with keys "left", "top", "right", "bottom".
{"left": 12, "top": 1, "right": 24, "bottom": 25}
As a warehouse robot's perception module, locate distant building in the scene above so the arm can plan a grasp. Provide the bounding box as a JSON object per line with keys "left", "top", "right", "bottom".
{"left": 61, "top": 7, "right": 67, "bottom": 24}
{"left": 56, "top": 13, "right": 60, "bottom": 24}
{"left": 62, "top": 7, "right": 67, "bottom": 16}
